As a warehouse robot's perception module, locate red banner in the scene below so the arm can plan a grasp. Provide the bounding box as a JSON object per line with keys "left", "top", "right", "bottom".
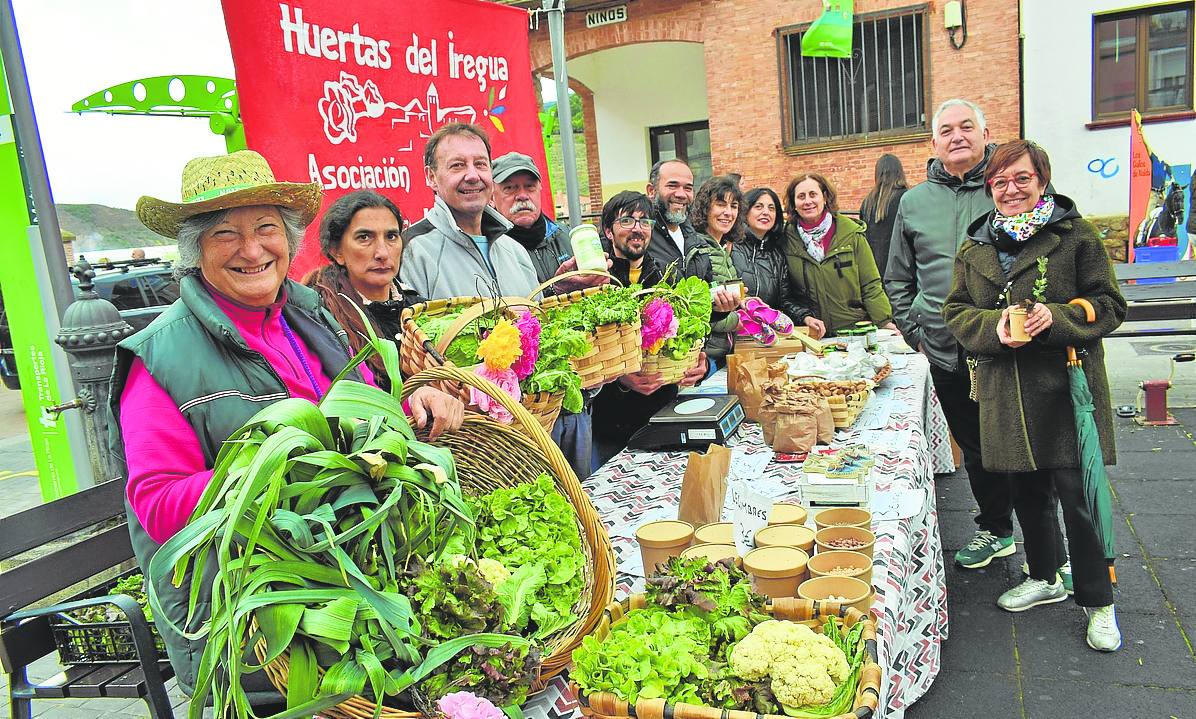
{"left": 1128, "top": 109, "right": 1150, "bottom": 263}
{"left": 220, "top": 0, "right": 548, "bottom": 279}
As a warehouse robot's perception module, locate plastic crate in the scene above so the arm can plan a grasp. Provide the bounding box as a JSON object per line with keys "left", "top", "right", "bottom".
{"left": 48, "top": 571, "right": 166, "bottom": 664}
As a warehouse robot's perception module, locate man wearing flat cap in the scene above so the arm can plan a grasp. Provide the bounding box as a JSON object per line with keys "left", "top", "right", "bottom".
{"left": 491, "top": 151, "right": 610, "bottom": 295}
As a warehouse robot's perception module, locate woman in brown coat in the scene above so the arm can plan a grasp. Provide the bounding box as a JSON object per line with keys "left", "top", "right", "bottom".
{"left": 943, "top": 140, "right": 1126, "bottom": 652}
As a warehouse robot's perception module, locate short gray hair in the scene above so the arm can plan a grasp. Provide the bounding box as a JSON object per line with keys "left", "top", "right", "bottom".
{"left": 931, "top": 99, "right": 987, "bottom": 134}
{"left": 174, "top": 205, "right": 305, "bottom": 279}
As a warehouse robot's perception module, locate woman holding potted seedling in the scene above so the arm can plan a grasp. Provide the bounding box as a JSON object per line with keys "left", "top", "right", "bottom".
{"left": 943, "top": 140, "right": 1127, "bottom": 652}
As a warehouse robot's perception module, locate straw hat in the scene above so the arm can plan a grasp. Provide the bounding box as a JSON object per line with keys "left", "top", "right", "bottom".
{"left": 136, "top": 150, "right": 322, "bottom": 238}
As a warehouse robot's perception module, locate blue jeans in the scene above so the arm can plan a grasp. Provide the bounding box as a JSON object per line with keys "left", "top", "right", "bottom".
{"left": 551, "top": 408, "right": 593, "bottom": 481}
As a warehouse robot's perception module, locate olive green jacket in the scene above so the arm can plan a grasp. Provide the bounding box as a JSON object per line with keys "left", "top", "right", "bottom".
{"left": 942, "top": 199, "right": 1126, "bottom": 472}
{"left": 783, "top": 214, "right": 893, "bottom": 335}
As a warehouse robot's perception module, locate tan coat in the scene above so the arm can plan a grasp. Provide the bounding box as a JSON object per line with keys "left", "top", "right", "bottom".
{"left": 942, "top": 201, "right": 1126, "bottom": 472}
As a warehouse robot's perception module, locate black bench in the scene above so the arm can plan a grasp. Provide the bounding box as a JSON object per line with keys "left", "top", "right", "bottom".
{"left": 0, "top": 479, "right": 174, "bottom": 719}
{"left": 1111, "top": 259, "right": 1196, "bottom": 337}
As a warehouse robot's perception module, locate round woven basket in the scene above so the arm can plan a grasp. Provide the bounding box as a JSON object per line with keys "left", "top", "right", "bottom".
{"left": 536, "top": 272, "right": 642, "bottom": 389}
{"left": 257, "top": 366, "right": 615, "bottom": 719}
{"left": 571, "top": 596, "right": 882, "bottom": 719}
{"left": 398, "top": 296, "right": 491, "bottom": 402}
{"left": 399, "top": 296, "right": 563, "bottom": 423}
{"left": 639, "top": 343, "right": 702, "bottom": 385}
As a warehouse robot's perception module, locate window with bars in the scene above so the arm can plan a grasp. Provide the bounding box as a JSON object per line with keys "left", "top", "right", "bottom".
{"left": 1092, "top": 3, "right": 1193, "bottom": 120}
{"left": 777, "top": 6, "right": 928, "bottom": 148}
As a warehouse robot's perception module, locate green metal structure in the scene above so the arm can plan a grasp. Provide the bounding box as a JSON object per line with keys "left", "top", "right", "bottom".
{"left": 72, "top": 75, "right": 246, "bottom": 152}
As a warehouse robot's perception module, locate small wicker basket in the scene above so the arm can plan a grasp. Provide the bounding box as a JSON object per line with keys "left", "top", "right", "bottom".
{"left": 571, "top": 596, "right": 882, "bottom": 719}
{"left": 639, "top": 343, "right": 702, "bottom": 385}
{"left": 535, "top": 271, "right": 642, "bottom": 389}
{"left": 256, "top": 366, "right": 616, "bottom": 719}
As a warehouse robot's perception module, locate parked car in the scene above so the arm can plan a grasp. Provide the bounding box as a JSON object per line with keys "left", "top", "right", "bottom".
{"left": 0, "top": 258, "right": 178, "bottom": 390}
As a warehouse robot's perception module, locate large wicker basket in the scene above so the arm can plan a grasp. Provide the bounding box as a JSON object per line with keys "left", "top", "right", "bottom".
{"left": 257, "top": 366, "right": 616, "bottom": 719}
{"left": 572, "top": 596, "right": 882, "bottom": 719}
{"left": 639, "top": 343, "right": 702, "bottom": 385}
{"left": 536, "top": 272, "right": 642, "bottom": 389}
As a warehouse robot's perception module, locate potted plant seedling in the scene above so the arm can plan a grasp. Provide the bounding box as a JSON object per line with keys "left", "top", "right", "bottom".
{"left": 1007, "top": 257, "right": 1049, "bottom": 342}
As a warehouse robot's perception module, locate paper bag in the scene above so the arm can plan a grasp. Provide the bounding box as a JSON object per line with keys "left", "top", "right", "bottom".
{"left": 733, "top": 357, "right": 771, "bottom": 422}
{"left": 772, "top": 411, "right": 818, "bottom": 454}
{"left": 814, "top": 395, "right": 835, "bottom": 444}
{"left": 678, "top": 444, "right": 731, "bottom": 527}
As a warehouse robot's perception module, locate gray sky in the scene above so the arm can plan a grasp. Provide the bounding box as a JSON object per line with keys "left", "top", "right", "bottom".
{"left": 11, "top": 0, "right": 556, "bottom": 211}
{"left": 12, "top": 0, "right": 235, "bottom": 210}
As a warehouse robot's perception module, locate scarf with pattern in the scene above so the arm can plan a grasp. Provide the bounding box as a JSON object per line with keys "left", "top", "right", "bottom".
{"left": 795, "top": 211, "right": 834, "bottom": 262}
{"left": 992, "top": 195, "right": 1055, "bottom": 245}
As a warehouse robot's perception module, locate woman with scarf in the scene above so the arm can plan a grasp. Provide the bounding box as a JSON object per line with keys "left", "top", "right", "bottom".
{"left": 782, "top": 173, "right": 896, "bottom": 336}
{"left": 943, "top": 140, "right": 1126, "bottom": 652}
{"left": 736, "top": 187, "right": 825, "bottom": 340}
{"left": 304, "top": 190, "right": 423, "bottom": 390}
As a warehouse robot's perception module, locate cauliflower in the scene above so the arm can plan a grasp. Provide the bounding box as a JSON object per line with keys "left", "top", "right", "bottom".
{"left": 728, "top": 620, "right": 849, "bottom": 708}
{"left": 445, "top": 554, "right": 511, "bottom": 588}
{"left": 478, "top": 558, "right": 511, "bottom": 587}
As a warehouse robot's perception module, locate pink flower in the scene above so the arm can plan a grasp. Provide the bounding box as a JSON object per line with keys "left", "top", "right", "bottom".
{"left": 640, "top": 298, "right": 678, "bottom": 352}
{"left": 471, "top": 365, "right": 521, "bottom": 424}
{"left": 512, "top": 311, "right": 541, "bottom": 380}
{"left": 437, "top": 692, "right": 505, "bottom": 719}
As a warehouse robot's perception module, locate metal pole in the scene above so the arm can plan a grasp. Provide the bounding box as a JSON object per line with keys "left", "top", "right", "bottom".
{"left": 0, "top": 0, "right": 74, "bottom": 318}
{"left": 544, "top": 0, "right": 582, "bottom": 225}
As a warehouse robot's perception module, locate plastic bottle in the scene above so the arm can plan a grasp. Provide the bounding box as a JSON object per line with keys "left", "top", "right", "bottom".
{"left": 569, "top": 223, "right": 607, "bottom": 273}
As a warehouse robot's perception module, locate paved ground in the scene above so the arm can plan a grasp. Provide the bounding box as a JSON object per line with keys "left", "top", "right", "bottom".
{"left": 2, "top": 334, "right": 1195, "bottom": 718}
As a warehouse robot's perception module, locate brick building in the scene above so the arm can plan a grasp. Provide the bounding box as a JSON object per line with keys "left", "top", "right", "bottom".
{"left": 516, "top": 0, "right": 1021, "bottom": 213}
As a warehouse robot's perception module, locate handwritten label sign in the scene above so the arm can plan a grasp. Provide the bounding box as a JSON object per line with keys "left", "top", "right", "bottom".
{"left": 729, "top": 479, "right": 773, "bottom": 556}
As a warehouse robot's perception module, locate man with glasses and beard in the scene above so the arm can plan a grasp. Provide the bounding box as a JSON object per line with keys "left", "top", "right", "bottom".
{"left": 490, "top": 151, "right": 607, "bottom": 480}
{"left": 590, "top": 191, "right": 707, "bottom": 468}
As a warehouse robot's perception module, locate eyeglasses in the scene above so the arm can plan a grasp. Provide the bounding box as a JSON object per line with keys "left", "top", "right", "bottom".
{"left": 615, "top": 217, "right": 656, "bottom": 230}
{"left": 989, "top": 172, "right": 1038, "bottom": 192}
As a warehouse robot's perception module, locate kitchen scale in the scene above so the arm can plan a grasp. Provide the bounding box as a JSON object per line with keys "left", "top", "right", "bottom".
{"left": 626, "top": 394, "right": 745, "bottom": 451}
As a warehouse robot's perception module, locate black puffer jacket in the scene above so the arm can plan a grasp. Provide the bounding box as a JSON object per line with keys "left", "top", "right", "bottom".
{"left": 732, "top": 232, "right": 815, "bottom": 325}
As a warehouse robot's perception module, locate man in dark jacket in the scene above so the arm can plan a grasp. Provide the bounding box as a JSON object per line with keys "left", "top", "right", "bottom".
{"left": 591, "top": 191, "right": 706, "bottom": 468}
{"left": 646, "top": 159, "right": 698, "bottom": 272}
{"left": 490, "top": 151, "right": 607, "bottom": 480}
{"left": 886, "top": 100, "right": 1068, "bottom": 582}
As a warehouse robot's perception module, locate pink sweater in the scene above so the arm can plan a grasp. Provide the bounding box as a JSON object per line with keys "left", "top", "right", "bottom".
{"left": 120, "top": 287, "right": 374, "bottom": 543}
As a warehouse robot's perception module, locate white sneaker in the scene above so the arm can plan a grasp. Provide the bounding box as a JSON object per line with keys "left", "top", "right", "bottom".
{"left": 997, "top": 577, "right": 1068, "bottom": 612}
{"left": 1086, "top": 604, "right": 1122, "bottom": 652}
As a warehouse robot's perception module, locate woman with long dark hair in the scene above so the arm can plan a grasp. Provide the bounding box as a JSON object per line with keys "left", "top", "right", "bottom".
{"left": 859, "top": 153, "right": 909, "bottom": 269}
{"left": 303, "top": 190, "right": 423, "bottom": 389}
{"left": 736, "top": 187, "right": 824, "bottom": 339}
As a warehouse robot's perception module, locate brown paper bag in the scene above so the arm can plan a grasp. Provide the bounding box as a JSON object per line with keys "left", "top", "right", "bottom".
{"left": 772, "top": 411, "right": 818, "bottom": 454}
{"left": 734, "top": 358, "right": 771, "bottom": 422}
{"left": 814, "top": 396, "right": 835, "bottom": 444}
{"left": 677, "top": 444, "right": 731, "bottom": 527}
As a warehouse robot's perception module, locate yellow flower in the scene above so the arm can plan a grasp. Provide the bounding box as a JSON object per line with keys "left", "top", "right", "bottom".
{"left": 647, "top": 338, "right": 665, "bottom": 355}
{"left": 477, "top": 319, "right": 523, "bottom": 370}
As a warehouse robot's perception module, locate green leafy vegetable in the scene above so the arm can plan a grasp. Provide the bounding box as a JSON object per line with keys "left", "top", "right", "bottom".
{"left": 471, "top": 475, "right": 585, "bottom": 639}
{"left": 520, "top": 319, "right": 591, "bottom": 413}
{"left": 643, "top": 276, "right": 712, "bottom": 360}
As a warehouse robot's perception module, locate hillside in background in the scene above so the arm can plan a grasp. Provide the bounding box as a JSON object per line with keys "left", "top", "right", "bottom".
{"left": 56, "top": 204, "right": 172, "bottom": 252}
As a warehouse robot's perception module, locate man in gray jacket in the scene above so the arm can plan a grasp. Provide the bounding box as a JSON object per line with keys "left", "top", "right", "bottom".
{"left": 401, "top": 123, "right": 540, "bottom": 299}
{"left": 885, "top": 100, "right": 1023, "bottom": 573}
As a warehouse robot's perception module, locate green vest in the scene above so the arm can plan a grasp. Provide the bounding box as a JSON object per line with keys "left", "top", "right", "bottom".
{"left": 684, "top": 235, "right": 742, "bottom": 360}
{"left": 107, "top": 274, "right": 362, "bottom": 694}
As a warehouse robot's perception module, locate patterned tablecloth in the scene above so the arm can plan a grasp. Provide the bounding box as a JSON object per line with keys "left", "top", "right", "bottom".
{"left": 524, "top": 352, "right": 955, "bottom": 719}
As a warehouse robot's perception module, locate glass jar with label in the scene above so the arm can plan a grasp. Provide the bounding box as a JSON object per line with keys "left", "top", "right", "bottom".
{"left": 854, "top": 321, "right": 878, "bottom": 351}
{"left": 569, "top": 223, "right": 607, "bottom": 273}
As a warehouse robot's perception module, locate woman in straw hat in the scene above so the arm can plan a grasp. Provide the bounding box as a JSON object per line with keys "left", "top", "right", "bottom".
{"left": 110, "top": 150, "right": 463, "bottom": 696}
